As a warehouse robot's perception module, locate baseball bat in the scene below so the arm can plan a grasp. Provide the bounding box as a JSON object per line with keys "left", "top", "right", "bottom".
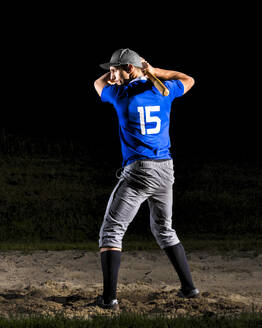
{"left": 145, "top": 71, "right": 169, "bottom": 96}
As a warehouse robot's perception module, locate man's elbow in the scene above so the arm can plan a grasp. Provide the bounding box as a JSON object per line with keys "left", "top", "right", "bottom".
{"left": 94, "top": 79, "right": 99, "bottom": 90}
{"left": 94, "top": 80, "right": 102, "bottom": 96}
{"left": 183, "top": 76, "right": 195, "bottom": 94}
{"left": 189, "top": 76, "right": 195, "bottom": 89}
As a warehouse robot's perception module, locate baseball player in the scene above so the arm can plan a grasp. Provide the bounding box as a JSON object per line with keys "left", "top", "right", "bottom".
{"left": 94, "top": 48, "right": 199, "bottom": 311}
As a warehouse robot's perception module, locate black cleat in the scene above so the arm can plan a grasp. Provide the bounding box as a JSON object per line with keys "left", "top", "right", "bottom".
{"left": 177, "top": 288, "right": 200, "bottom": 299}
{"left": 96, "top": 295, "right": 120, "bottom": 311}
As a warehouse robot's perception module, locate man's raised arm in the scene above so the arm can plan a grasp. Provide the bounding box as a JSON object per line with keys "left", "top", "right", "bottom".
{"left": 94, "top": 72, "right": 111, "bottom": 97}
{"left": 142, "top": 60, "right": 195, "bottom": 95}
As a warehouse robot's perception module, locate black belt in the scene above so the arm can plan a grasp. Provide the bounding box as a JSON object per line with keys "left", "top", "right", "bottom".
{"left": 140, "top": 159, "right": 171, "bottom": 162}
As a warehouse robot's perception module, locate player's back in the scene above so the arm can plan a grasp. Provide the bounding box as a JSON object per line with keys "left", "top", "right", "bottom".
{"left": 113, "top": 79, "right": 173, "bottom": 165}
{"left": 101, "top": 77, "right": 184, "bottom": 166}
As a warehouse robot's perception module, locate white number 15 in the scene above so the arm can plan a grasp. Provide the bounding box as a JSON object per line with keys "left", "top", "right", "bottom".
{"left": 137, "top": 106, "right": 161, "bottom": 135}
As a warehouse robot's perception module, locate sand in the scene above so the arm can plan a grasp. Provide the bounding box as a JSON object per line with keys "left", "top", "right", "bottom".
{"left": 0, "top": 249, "right": 261, "bottom": 318}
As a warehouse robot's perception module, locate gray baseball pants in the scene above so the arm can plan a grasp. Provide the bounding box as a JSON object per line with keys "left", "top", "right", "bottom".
{"left": 99, "top": 159, "right": 180, "bottom": 250}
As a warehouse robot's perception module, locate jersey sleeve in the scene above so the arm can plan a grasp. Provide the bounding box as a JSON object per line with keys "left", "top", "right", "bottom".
{"left": 165, "top": 80, "right": 184, "bottom": 101}
{"left": 101, "top": 84, "right": 118, "bottom": 104}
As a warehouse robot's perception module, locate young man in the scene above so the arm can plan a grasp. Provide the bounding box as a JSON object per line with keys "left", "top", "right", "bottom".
{"left": 94, "top": 48, "right": 199, "bottom": 310}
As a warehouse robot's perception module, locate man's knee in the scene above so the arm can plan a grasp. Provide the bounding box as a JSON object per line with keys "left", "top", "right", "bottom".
{"left": 151, "top": 226, "right": 180, "bottom": 249}
{"left": 100, "top": 247, "right": 122, "bottom": 253}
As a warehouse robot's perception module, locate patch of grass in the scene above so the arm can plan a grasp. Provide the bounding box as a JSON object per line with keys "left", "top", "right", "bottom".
{"left": 180, "top": 234, "right": 262, "bottom": 256}
{"left": 1, "top": 312, "right": 262, "bottom": 328}
{"left": 0, "top": 155, "right": 261, "bottom": 243}
{"left": 0, "top": 235, "right": 261, "bottom": 256}
{"left": 0, "top": 241, "right": 98, "bottom": 252}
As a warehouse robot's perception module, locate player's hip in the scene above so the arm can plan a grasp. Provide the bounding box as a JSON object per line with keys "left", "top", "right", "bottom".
{"left": 119, "top": 159, "right": 174, "bottom": 191}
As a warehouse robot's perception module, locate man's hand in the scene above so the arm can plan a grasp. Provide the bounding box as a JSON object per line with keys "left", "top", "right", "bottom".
{"left": 140, "top": 57, "right": 195, "bottom": 95}
{"left": 141, "top": 58, "right": 155, "bottom": 76}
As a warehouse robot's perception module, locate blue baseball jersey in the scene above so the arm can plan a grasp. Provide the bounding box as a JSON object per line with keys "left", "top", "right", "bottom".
{"left": 101, "top": 77, "right": 184, "bottom": 167}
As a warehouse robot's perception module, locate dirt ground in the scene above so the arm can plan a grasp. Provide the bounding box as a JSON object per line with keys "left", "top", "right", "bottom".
{"left": 0, "top": 249, "right": 261, "bottom": 318}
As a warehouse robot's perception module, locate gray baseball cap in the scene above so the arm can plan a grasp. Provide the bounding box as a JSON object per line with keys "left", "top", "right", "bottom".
{"left": 100, "top": 48, "right": 143, "bottom": 70}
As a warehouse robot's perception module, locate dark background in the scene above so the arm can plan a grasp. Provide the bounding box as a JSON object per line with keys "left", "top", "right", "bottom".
{"left": 5, "top": 4, "right": 259, "bottom": 163}
{"left": 1, "top": 5, "right": 261, "bottom": 243}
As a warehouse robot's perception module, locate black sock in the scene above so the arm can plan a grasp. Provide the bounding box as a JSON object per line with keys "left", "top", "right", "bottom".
{"left": 100, "top": 250, "right": 121, "bottom": 303}
{"left": 164, "top": 243, "right": 195, "bottom": 292}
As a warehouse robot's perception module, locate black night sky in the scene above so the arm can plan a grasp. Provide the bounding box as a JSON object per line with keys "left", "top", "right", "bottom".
{"left": 6, "top": 5, "right": 259, "bottom": 163}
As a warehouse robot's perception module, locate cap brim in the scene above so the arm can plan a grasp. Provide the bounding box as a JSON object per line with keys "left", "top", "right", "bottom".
{"left": 100, "top": 62, "right": 120, "bottom": 70}
{"left": 100, "top": 62, "right": 143, "bottom": 70}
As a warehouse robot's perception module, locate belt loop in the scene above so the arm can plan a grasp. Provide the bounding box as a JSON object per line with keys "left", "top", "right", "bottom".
{"left": 115, "top": 167, "right": 123, "bottom": 179}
